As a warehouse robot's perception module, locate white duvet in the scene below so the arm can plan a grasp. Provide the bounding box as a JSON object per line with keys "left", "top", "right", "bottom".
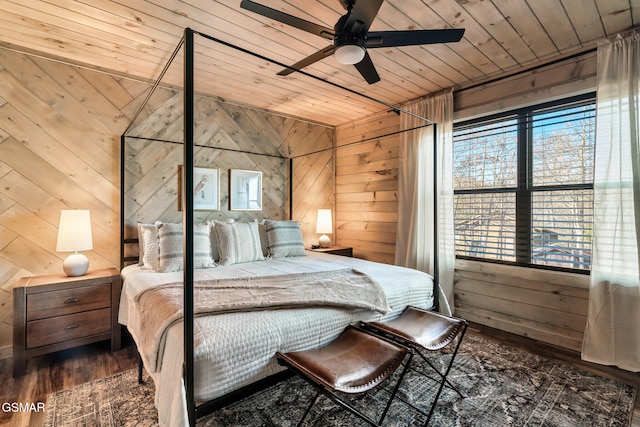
{"left": 118, "top": 251, "right": 433, "bottom": 426}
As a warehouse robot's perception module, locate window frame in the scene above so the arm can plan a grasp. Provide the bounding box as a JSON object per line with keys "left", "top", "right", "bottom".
{"left": 453, "top": 92, "right": 596, "bottom": 274}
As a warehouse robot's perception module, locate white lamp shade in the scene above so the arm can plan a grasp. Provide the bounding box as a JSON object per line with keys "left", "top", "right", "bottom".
{"left": 316, "top": 209, "right": 333, "bottom": 234}
{"left": 56, "top": 210, "right": 93, "bottom": 277}
{"left": 56, "top": 210, "right": 93, "bottom": 252}
{"left": 334, "top": 44, "right": 365, "bottom": 65}
{"left": 317, "top": 209, "right": 332, "bottom": 248}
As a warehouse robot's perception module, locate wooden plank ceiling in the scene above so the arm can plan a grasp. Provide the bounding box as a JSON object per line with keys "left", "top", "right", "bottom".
{"left": 1, "top": 0, "right": 636, "bottom": 126}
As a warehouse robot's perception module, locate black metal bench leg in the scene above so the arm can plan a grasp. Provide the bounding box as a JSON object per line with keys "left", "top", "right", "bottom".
{"left": 286, "top": 352, "right": 413, "bottom": 427}
{"left": 297, "top": 390, "right": 321, "bottom": 427}
{"left": 423, "top": 325, "right": 467, "bottom": 426}
{"left": 413, "top": 350, "right": 465, "bottom": 398}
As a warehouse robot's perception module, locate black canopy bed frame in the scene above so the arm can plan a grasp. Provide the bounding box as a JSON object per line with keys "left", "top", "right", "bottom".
{"left": 119, "top": 27, "right": 440, "bottom": 426}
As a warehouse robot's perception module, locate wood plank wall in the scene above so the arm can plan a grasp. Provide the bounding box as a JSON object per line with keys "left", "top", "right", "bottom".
{"left": 123, "top": 90, "right": 334, "bottom": 246}
{"left": 455, "top": 260, "right": 589, "bottom": 352}
{"left": 0, "top": 47, "right": 334, "bottom": 359}
{"left": 335, "top": 111, "right": 401, "bottom": 264}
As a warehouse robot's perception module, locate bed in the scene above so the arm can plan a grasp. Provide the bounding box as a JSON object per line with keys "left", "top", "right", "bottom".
{"left": 118, "top": 220, "right": 433, "bottom": 426}
{"left": 119, "top": 28, "right": 439, "bottom": 427}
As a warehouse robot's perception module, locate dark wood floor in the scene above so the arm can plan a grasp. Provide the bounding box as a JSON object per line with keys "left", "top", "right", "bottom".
{"left": 1, "top": 324, "right": 638, "bottom": 427}
{"left": 0, "top": 336, "right": 139, "bottom": 427}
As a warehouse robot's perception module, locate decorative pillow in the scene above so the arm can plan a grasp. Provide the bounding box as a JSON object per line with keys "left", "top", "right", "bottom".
{"left": 141, "top": 228, "right": 160, "bottom": 271}
{"left": 264, "top": 220, "right": 306, "bottom": 258}
{"left": 157, "top": 223, "right": 215, "bottom": 272}
{"left": 206, "top": 219, "right": 235, "bottom": 262}
{"left": 214, "top": 221, "right": 265, "bottom": 265}
{"left": 137, "top": 221, "right": 160, "bottom": 266}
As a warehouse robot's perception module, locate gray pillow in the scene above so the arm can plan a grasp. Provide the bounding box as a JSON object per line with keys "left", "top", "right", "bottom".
{"left": 215, "top": 221, "right": 265, "bottom": 265}
{"left": 264, "top": 220, "right": 306, "bottom": 258}
{"left": 157, "top": 223, "right": 215, "bottom": 272}
{"left": 257, "top": 220, "right": 269, "bottom": 257}
{"left": 206, "top": 220, "right": 221, "bottom": 262}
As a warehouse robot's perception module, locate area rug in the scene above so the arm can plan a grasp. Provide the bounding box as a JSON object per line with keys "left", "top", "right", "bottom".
{"left": 44, "top": 332, "right": 636, "bottom": 426}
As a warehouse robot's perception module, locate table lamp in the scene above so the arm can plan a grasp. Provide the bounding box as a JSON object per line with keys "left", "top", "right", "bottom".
{"left": 316, "top": 209, "right": 333, "bottom": 248}
{"left": 56, "top": 209, "right": 93, "bottom": 276}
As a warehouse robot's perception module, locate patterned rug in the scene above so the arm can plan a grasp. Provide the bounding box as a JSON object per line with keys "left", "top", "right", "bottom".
{"left": 44, "top": 332, "right": 636, "bottom": 426}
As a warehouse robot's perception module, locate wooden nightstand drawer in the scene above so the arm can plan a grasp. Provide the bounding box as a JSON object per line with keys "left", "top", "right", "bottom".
{"left": 26, "top": 283, "right": 111, "bottom": 321}
{"left": 26, "top": 308, "right": 111, "bottom": 349}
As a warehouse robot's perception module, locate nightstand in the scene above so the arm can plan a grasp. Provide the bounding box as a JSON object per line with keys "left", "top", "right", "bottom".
{"left": 308, "top": 246, "right": 353, "bottom": 257}
{"left": 13, "top": 267, "right": 121, "bottom": 377}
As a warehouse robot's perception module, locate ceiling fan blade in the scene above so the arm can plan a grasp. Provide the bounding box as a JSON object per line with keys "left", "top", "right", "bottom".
{"left": 366, "top": 28, "right": 465, "bottom": 48}
{"left": 241, "top": 0, "right": 334, "bottom": 40}
{"left": 277, "top": 45, "right": 335, "bottom": 76}
{"left": 353, "top": 52, "right": 380, "bottom": 84}
{"left": 340, "top": 0, "right": 384, "bottom": 34}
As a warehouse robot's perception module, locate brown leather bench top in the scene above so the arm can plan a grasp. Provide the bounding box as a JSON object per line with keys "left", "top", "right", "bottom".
{"left": 277, "top": 326, "right": 408, "bottom": 394}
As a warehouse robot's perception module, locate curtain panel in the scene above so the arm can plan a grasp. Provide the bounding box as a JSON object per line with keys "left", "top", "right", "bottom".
{"left": 582, "top": 31, "right": 640, "bottom": 372}
{"left": 396, "top": 90, "right": 455, "bottom": 315}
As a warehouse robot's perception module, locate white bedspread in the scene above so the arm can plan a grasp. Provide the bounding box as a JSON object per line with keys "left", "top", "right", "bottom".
{"left": 118, "top": 251, "right": 433, "bottom": 427}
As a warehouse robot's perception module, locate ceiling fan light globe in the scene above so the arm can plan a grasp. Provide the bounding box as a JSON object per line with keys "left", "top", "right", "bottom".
{"left": 335, "top": 44, "right": 365, "bottom": 65}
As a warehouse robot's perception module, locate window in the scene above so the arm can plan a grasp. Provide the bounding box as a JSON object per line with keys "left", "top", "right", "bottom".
{"left": 453, "top": 94, "right": 595, "bottom": 271}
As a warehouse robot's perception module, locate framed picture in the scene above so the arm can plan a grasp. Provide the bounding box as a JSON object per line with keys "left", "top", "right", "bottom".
{"left": 178, "top": 166, "right": 220, "bottom": 211}
{"left": 230, "top": 169, "right": 262, "bottom": 211}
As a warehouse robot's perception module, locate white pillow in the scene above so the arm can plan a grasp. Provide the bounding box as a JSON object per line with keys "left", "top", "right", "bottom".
{"left": 157, "top": 223, "right": 215, "bottom": 272}
{"left": 215, "top": 221, "right": 265, "bottom": 265}
{"left": 141, "top": 228, "right": 160, "bottom": 271}
{"left": 264, "top": 220, "right": 306, "bottom": 258}
{"left": 137, "top": 221, "right": 160, "bottom": 266}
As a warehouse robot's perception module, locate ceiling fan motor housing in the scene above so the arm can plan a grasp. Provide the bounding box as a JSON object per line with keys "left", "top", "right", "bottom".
{"left": 335, "top": 33, "right": 366, "bottom": 50}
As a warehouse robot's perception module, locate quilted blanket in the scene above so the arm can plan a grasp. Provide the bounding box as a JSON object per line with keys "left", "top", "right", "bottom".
{"left": 133, "top": 268, "right": 389, "bottom": 372}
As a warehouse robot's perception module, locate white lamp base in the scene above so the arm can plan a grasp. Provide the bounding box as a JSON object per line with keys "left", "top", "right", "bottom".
{"left": 63, "top": 253, "right": 89, "bottom": 277}
{"left": 318, "top": 234, "right": 330, "bottom": 248}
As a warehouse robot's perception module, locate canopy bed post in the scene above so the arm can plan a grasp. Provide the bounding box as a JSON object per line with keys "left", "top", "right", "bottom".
{"left": 120, "top": 134, "right": 125, "bottom": 271}
{"left": 289, "top": 158, "right": 293, "bottom": 220}
{"left": 183, "top": 27, "right": 196, "bottom": 427}
{"left": 432, "top": 123, "right": 440, "bottom": 312}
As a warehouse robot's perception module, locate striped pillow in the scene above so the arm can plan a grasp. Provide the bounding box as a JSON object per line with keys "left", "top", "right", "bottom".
{"left": 157, "top": 223, "right": 215, "bottom": 272}
{"left": 214, "top": 221, "right": 265, "bottom": 265}
{"left": 264, "top": 220, "right": 306, "bottom": 258}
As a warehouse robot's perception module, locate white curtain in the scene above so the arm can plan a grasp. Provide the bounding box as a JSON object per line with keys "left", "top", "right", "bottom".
{"left": 582, "top": 31, "right": 640, "bottom": 372}
{"left": 396, "top": 90, "right": 455, "bottom": 315}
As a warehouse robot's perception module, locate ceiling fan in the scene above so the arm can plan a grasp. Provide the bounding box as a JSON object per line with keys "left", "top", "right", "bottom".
{"left": 240, "top": 0, "right": 465, "bottom": 84}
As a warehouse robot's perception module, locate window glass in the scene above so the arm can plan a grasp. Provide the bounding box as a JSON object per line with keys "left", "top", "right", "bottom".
{"left": 531, "top": 104, "right": 595, "bottom": 186}
{"left": 453, "top": 117, "right": 518, "bottom": 190}
{"left": 453, "top": 95, "right": 595, "bottom": 271}
{"left": 454, "top": 192, "right": 516, "bottom": 261}
{"left": 531, "top": 190, "right": 593, "bottom": 269}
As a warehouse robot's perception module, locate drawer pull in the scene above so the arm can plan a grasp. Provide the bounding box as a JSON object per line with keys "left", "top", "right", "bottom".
{"left": 64, "top": 298, "right": 79, "bottom": 304}
{"left": 64, "top": 324, "right": 79, "bottom": 330}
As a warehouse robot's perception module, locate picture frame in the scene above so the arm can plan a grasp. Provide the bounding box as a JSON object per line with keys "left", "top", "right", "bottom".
{"left": 229, "top": 169, "right": 262, "bottom": 211}
{"left": 178, "top": 166, "right": 220, "bottom": 211}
